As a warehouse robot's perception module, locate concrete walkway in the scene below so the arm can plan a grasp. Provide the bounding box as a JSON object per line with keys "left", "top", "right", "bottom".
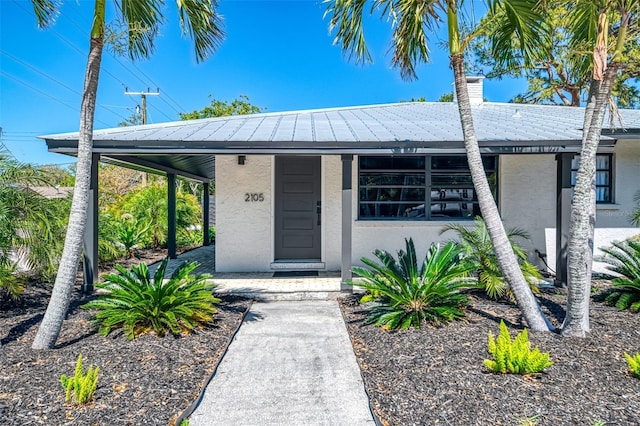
{"left": 189, "top": 300, "right": 376, "bottom": 426}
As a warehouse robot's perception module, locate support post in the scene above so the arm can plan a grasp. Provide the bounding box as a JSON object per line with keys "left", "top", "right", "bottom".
{"left": 203, "top": 182, "right": 211, "bottom": 246}
{"left": 82, "top": 153, "right": 100, "bottom": 293}
{"left": 168, "top": 173, "right": 177, "bottom": 259}
{"left": 341, "top": 155, "right": 353, "bottom": 291}
{"left": 555, "top": 153, "right": 573, "bottom": 287}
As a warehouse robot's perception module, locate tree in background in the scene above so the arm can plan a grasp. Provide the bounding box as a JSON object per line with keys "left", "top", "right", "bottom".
{"left": 472, "top": 2, "right": 640, "bottom": 108}
{"left": 325, "top": 0, "right": 551, "bottom": 330}
{"left": 0, "top": 151, "right": 69, "bottom": 300}
{"left": 31, "top": 0, "right": 224, "bottom": 350}
{"left": 179, "top": 95, "right": 264, "bottom": 120}
{"left": 118, "top": 110, "right": 143, "bottom": 127}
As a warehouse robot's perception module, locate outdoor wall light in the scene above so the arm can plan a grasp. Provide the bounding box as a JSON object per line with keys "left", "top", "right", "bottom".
{"left": 238, "top": 155, "right": 246, "bottom": 165}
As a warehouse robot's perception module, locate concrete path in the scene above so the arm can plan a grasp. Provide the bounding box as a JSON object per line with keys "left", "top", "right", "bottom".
{"left": 189, "top": 300, "right": 376, "bottom": 426}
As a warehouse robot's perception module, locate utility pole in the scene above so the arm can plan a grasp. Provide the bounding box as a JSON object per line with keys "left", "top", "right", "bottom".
{"left": 124, "top": 88, "right": 160, "bottom": 124}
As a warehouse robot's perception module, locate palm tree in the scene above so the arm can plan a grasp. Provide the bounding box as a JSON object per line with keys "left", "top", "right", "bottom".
{"left": 30, "top": 0, "right": 224, "bottom": 350}
{"left": 0, "top": 150, "right": 67, "bottom": 298}
{"left": 561, "top": 1, "right": 638, "bottom": 337}
{"left": 325, "top": 0, "right": 551, "bottom": 330}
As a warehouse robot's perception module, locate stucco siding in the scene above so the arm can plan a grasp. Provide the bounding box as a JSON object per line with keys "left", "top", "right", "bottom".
{"left": 215, "top": 155, "right": 273, "bottom": 272}
{"left": 323, "top": 156, "right": 342, "bottom": 271}
{"left": 499, "top": 155, "right": 557, "bottom": 265}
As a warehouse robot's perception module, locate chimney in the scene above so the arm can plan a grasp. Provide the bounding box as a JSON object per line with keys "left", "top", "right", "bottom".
{"left": 453, "top": 76, "right": 485, "bottom": 105}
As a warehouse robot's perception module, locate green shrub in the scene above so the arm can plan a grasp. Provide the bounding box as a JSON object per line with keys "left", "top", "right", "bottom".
{"left": 596, "top": 239, "right": 640, "bottom": 312}
{"left": 441, "top": 217, "right": 541, "bottom": 300}
{"left": 0, "top": 263, "right": 25, "bottom": 302}
{"left": 624, "top": 352, "right": 640, "bottom": 378}
{"left": 83, "top": 258, "right": 219, "bottom": 339}
{"left": 60, "top": 354, "right": 99, "bottom": 404}
{"left": 352, "top": 239, "right": 475, "bottom": 330}
{"left": 484, "top": 320, "right": 553, "bottom": 375}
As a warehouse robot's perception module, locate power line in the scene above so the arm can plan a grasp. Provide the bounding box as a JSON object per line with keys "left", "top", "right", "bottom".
{"left": 0, "top": 49, "right": 131, "bottom": 121}
{"left": 0, "top": 70, "right": 113, "bottom": 128}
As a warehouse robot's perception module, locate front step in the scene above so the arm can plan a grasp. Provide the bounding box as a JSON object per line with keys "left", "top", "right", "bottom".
{"left": 214, "top": 288, "right": 344, "bottom": 301}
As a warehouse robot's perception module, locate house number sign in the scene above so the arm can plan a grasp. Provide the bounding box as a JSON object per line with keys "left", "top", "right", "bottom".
{"left": 245, "top": 193, "right": 264, "bottom": 202}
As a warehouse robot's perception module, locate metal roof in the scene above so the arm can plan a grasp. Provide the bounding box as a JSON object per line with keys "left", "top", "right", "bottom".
{"left": 42, "top": 101, "right": 640, "bottom": 182}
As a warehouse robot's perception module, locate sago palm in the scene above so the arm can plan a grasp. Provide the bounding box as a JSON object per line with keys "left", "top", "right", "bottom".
{"left": 83, "top": 258, "right": 219, "bottom": 339}
{"left": 441, "top": 217, "right": 541, "bottom": 300}
{"left": 353, "top": 238, "right": 475, "bottom": 329}
{"left": 596, "top": 239, "right": 640, "bottom": 312}
{"left": 31, "top": 0, "right": 224, "bottom": 349}
{"left": 325, "top": 0, "right": 551, "bottom": 331}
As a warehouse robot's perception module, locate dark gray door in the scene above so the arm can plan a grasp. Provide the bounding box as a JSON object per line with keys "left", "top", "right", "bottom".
{"left": 275, "top": 156, "right": 321, "bottom": 260}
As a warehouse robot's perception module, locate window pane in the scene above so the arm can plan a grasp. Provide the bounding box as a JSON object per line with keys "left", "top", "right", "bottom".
{"left": 360, "top": 156, "right": 425, "bottom": 170}
{"left": 596, "top": 155, "right": 610, "bottom": 169}
{"left": 596, "top": 187, "right": 609, "bottom": 202}
{"left": 431, "top": 156, "right": 469, "bottom": 170}
{"left": 359, "top": 203, "right": 426, "bottom": 219}
{"left": 430, "top": 202, "right": 477, "bottom": 219}
{"left": 359, "top": 187, "right": 425, "bottom": 202}
{"left": 359, "top": 174, "right": 425, "bottom": 187}
{"left": 595, "top": 171, "right": 609, "bottom": 185}
{"left": 431, "top": 175, "right": 474, "bottom": 187}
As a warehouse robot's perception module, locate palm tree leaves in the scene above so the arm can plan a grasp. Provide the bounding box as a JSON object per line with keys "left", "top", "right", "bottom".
{"left": 353, "top": 238, "right": 475, "bottom": 329}
{"left": 176, "top": 0, "right": 225, "bottom": 62}
{"left": 596, "top": 238, "right": 640, "bottom": 312}
{"left": 0, "top": 152, "right": 69, "bottom": 282}
{"left": 441, "top": 217, "right": 541, "bottom": 300}
{"left": 30, "top": 0, "right": 60, "bottom": 28}
{"left": 83, "top": 258, "right": 220, "bottom": 339}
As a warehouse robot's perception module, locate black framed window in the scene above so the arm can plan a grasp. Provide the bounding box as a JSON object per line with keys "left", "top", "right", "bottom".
{"left": 358, "top": 155, "right": 498, "bottom": 220}
{"left": 571, "top": 154, "right": 613, "bottom": 203}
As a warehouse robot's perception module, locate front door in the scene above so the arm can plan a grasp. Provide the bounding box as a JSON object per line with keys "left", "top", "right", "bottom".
{"left": 275, "top": 156, "right": 321, "bottom": 260}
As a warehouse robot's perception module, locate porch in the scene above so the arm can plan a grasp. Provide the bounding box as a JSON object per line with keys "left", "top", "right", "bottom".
{"left": 149, "top": 245, "right": 344, "bottom": 300}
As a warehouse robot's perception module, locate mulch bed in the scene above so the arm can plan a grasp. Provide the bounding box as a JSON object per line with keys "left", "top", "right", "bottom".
{"left": 340, "top": 286, "right": 640, "bottom": 426}
{"left": 0, "top": 280, "right": 251, "bottom": 425}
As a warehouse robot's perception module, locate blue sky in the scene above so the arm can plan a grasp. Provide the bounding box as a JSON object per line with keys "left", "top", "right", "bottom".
{"left": 0, "top": 0, "right": 526, "bottom": 165}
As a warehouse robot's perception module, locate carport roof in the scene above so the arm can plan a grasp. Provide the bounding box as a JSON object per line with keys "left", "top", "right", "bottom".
{"left": 42, "top": 101, "right": 640, "bottom": 182}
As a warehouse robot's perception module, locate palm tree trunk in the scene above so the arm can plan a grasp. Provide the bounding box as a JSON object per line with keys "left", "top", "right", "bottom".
{"left": 451, "top": 54, "right": 551, "bottom": 331}
{"left": 561, "top": 66, "right": 617, "bottom": 337}
{"left": 32, "top": 32, "right": 104, "bottom": 349}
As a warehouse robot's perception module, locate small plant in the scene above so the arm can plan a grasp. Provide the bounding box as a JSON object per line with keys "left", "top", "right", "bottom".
{"left": 114, "top": 214, "right": 151, "bottom": 258}
{"left": 352, "top": 239, "right": 475, "bottom": 330}
{"left": 484, "top": 320, "right": 553, "bottom": 375}
{"left": 83, "top": 258, "right": 219, "bottom": 339}
{"left": 441, "top": 217, "right": 541, "bottom": 300}
{"left": 0, "top": 263, "right": 25, "bottom": 302}
{"left": 596, "top": 239, "right": 640, "bottom": 312}
{"left": 624, "top": 352, "right": 640, "bottom": 378}
{"left": 60, "top": 354, "right": 99, "bottom": 404}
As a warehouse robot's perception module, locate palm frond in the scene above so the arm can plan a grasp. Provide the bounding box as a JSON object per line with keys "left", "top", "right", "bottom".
{"left": 176, "top": 0, "right": 225, "bottom": 62}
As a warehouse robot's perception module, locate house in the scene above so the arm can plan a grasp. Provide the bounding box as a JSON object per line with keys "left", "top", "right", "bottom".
{"left": 42, "top": 79, "right": 640, "bottom": 290}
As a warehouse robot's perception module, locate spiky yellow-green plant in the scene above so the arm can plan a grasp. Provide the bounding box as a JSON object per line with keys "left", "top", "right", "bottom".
{"left": 60, "top": 354, "right": 99, "bottom": 404}
{"left": 484, "top": 320, "right": 553, "bottom": 375}
{"left": 624, "top": 352, "right": 640, "bottom": 378}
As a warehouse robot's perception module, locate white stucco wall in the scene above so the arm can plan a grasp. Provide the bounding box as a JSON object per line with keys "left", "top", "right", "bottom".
{"left": 322, "top": 156, "right": 343, "bottom": 271}
{"left": 499, "top": 154, "right": 557, "bottom": 266}
{"left": 215, "top": 155, "right": 273, "bottom": 272}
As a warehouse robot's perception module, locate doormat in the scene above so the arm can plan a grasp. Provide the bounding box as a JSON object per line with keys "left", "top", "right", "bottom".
{"left": 273, "top": 270, "right": 319, "bottom": 278}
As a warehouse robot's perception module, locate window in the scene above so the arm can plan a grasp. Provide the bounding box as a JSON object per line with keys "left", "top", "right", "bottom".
{"left": 358, "top": 155, "right": 498, "bottom": 220}
{"left": 571, "top": 154, "right": 613, "bottom": 203}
